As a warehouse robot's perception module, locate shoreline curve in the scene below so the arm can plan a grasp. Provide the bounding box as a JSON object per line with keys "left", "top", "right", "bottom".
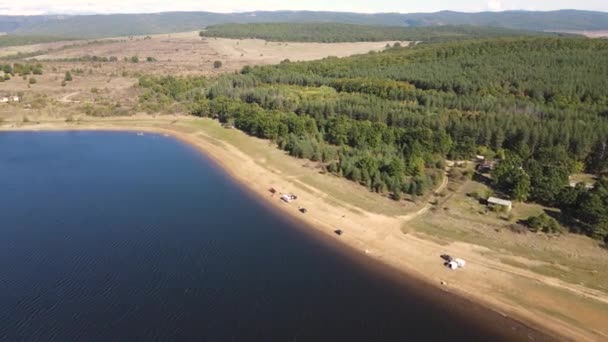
{"left": 0, "top": 122, "right": 584, "bottom": 341}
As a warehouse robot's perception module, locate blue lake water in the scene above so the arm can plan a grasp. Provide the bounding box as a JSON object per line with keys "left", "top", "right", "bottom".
{"left": 0, "top": 131, "right": 549, "bottom": 341}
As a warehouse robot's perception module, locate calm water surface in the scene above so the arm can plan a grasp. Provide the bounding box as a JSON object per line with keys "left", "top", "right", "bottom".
{"left": 0, "top": 132, "right": 550, "bottom": 341}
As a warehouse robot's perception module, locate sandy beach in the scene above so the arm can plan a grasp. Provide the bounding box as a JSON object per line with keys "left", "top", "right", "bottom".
{"left": 2, "top": 116, "right": 608, "bottom": 341}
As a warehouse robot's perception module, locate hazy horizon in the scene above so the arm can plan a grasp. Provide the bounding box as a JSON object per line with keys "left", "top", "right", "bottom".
{"left": 1, "top": 0, "right": 607, "bottom": 16}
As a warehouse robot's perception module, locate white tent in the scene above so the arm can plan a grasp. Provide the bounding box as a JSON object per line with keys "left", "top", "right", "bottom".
{"left": 454, "top": 258, "right": 466, "bottom": 268}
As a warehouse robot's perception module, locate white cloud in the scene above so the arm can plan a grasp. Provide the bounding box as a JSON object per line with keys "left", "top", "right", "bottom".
{"left": 487, "top": 0, "right": 503, "bottom": 11}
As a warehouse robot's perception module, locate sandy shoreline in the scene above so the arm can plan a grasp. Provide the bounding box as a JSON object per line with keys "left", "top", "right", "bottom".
{"left": 2, "top": 118, "right": 606, "bottom": 341}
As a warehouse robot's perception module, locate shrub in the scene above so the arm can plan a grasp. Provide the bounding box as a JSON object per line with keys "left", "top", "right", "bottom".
{"left": 130, "top": 56, "right": 139, "bottom": 63}
{"left": 468, "top": 191, "right": 481, "bottom": 200}
{"left": 64, "top": 71, "right": 72, "bottom": 81}
{"left": 392, "top": 187, "right": 402, "bottom": 201}
{"left": 526, "top": 213, "right": 563, "bottom": 234}
{"left": 484, "top": 189, "right": 495, "bottom": 200}
{"left": 462, "top": 168, "right": 475, "bottom": 180}
{"left": 213, "top": 60, "right": 223, "bottom": 69}
{"left": 28, "top": 77, "right": 37, "bottom": 84}
{"left": 543, "top": 218, "right": 563, "bottom": 234}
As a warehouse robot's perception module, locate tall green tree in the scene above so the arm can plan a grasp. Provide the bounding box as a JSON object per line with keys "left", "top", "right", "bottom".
{"left": 492, "top": 154, "right": 531, "bottom": 201}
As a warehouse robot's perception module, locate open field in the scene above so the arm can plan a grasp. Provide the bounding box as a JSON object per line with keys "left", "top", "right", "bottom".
{"left": 1, "top": 114, "right": 607, "bottom": 341}
{"left": 0, "top": 31, "right": 404, "bottom": 109}
{"left": 0, "top": 38, "right": 112, "bottom": 58}
{"left": 558, "top": 30, "right": 608, "bottom": 38}
{"left": 0, "top": 31, "right": 405, "bottom": 76}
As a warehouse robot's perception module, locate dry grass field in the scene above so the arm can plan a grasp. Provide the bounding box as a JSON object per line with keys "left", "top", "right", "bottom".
{"left": 551, "top": 30, "right": 608, "bottom": 38}
{"left": 16, "top": 31, "right": 405, "bottom": 76}
{"left": 0, "top": 31, "right": 404, "bottom": 112}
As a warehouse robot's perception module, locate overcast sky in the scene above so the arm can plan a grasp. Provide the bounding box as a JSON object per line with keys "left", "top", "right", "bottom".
{"left": 1, "top": 0, "right": 607, "bottom": 15}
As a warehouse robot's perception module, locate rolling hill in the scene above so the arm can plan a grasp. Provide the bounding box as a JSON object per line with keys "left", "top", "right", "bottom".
{"left": 0, "top": 10, "right": 607, "bottom": 39}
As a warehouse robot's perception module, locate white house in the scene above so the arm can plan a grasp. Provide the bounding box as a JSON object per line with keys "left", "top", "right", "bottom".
{"left": 0, "top": 97, "right": 9, "bottom": 103}
{"left": 487, "top": 197, "right": 513, "bottom": 212}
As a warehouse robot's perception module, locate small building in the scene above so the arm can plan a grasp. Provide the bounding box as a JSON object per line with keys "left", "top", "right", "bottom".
{"left": 11, "top": 96, "right": 19, "bottom": 102}
{"left": 487, "top": 197, "right": 513, "bottom": 212}
{"left": 475, "top": 155, "right": 486, "bottom": 162}
{"left": 570, "top": 182, "right": 595, "bottom": 190}
{"left": 0, "top": 97, "right": 9, "bottom": 103}
{"left": 477, "top": 160, "right": 496, "bottom": 173}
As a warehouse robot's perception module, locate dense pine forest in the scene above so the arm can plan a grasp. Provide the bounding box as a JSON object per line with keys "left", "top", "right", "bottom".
{"left": 139, "top": 37, "right": 608, "bottom": 241}
{"left": 200, "top": 23, "right": 563, "bottom": 43}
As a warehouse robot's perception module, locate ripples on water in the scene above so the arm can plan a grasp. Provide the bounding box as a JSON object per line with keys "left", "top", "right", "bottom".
{"left": 0, "top": 132, "right": 546, "bottom": 341}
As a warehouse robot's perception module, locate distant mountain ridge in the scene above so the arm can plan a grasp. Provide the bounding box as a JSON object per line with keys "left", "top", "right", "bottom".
{"left": 401, "top": 10, "right": 608, "bottom": 31}
{"left": 1, "top": 10, "right": 607, "bottom": 38}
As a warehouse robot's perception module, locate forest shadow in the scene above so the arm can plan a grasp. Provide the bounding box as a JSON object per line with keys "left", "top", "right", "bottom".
{"left": 543, "top": 209, "right": 574, "bottom": 231}
{"left": 541, "top": 208, "right": 603, "bottom": 246}
{"left": 472, "top": 172, "right": 513, "bottom": 200}
{"left": 472, "top": 172, "right": 492, "bottom": 187}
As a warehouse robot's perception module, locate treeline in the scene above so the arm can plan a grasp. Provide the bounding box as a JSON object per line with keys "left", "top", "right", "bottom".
{"left": 1, "top": 39, "right": 121, "bottom": 61}
{"left": 0, "top": 62, "right": 43, "bottom": 81}
{"left": 47, "top": 55, "right": 119, "bottom": 63}
{"left": 0, "top": 35, "right": 77, "bottom": 48}
{"left": 138, "top": 37, "right": 608, "bottom": 240}
{"left": 200, "top": 23, "right": 566, "bottom": 43}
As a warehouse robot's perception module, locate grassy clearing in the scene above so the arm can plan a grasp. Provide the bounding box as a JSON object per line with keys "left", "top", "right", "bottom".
{"left": 412, "top": 217, "right": 608, "bottom": 292}
{"left": 409, "top": 179, "right": 608, "bottom": 292}
{"left": 570, "top": 173, "right": 596, "bottom": 185}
